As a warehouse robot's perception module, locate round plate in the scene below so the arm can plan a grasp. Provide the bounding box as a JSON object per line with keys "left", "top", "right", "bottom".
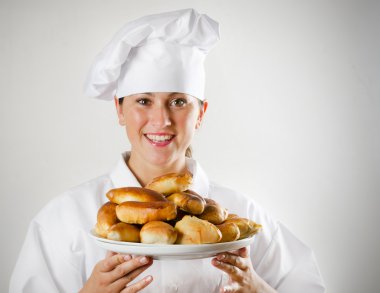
{"left": 89, "top": 230, "right": 255, "bottom": 260}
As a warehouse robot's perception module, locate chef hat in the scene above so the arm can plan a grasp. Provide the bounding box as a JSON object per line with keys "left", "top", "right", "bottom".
{"left": 84, "top": 8, "right": 220, "bottom": 101}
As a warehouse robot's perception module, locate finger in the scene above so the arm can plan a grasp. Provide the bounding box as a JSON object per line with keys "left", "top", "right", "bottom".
{"left": 111, "top": 260, "right": 153, "bottom": 291}
{"left": 110, "top": 256, "right": 153, "bottom": 282}
{"left": 238, "top": 247, "right": 249, "bottom": 258}
{"left": 121, "top": 275, "right": 153, "bottom": 293}
{"left": 106, "top": 250, "right": 118, "bottom": 258}
{"left": 99, "top": 254, "right": 131, "bottom": 272}
{"left": 212, "top": 258, "right": 241, "bottom": 279}
{"left": 215, "top": 253, "right": 248, "bottom": 271}
{"left": 225, "top": 246, "right": 249, "bottom": 257}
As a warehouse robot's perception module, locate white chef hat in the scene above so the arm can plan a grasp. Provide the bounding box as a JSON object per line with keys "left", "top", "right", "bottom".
{"left": 84, "top": 8, "right": 220, "bottom": 101}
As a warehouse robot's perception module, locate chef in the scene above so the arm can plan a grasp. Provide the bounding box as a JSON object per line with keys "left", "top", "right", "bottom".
{"left": 10, "top": 8, "right": 326, "bottom": 293}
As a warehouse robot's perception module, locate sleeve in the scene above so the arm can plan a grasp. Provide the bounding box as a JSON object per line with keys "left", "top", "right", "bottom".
{"left": 9, "top": 221, "right": 84, "bottom": 293}
{"left": 252, "top": 222, "right": 326, "bottom": 293}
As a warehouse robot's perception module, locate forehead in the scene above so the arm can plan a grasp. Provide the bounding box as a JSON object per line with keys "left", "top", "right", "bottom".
{"left": 127, "top": 92, "right": 193, "bottom": 98}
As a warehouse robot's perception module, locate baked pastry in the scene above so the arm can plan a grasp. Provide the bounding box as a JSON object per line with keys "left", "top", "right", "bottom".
{"left": 167, "top": 191, "right": 205, "bottom": 215}
{"left": 216, "top": 222, "right": 240, "bottom": 242}
{"left": 224, "top": 217, "right": 262, "bottom": 239}
{"left": 145, "top": 172, "right": 192, "bottom": 195}
{"left": 106, "top": 187, "right": 167, "bottom": 204}
{"left": 175, "top": 215, "right": 222, "bottom": 244}
{"left": 107, "top": 222, "right": 140, "bottom": 242}
{"left": 198, "top": 198, "right": 228, "bottom": 224}
{"left": 116, "top": 201, "right": 177, "bottom": 224}
{"left": 140, "top": 221, "right": 177, "bottom": 244}
{"left": 94, "top": 201, "right": 119, "bottom": 237}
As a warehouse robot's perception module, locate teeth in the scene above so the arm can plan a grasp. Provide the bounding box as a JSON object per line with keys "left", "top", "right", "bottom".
{"left": 146, "top": 134, "right": 173, "bottom": 142}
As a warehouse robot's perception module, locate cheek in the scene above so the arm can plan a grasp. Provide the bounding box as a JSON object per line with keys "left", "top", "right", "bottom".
{"left": 176, "top": 112, "right": 198, "bottom": 134}
{"left": 124, "top": 110, "right": 146, "bottom": 136}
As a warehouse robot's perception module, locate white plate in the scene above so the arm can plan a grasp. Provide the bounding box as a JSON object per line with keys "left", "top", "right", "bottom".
{"left": 89, "top": 230, "right": 255, "bottom": 260}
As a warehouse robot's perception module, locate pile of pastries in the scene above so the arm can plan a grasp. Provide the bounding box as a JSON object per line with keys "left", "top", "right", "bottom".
{"left": 94, "top": 172, "right": 261, "bottom": 244}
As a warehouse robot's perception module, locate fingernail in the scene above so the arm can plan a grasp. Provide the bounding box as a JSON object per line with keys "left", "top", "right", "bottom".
{"left": 217, "top": 254, "right": 225, "bottom": 260}
{"left": 140, "top": 256, "right": 148, "bottom": 264}
{"left": 124, "top": 255, "right": 131, "bottom": 261}
{"left": 145, "top": 275, "right": 153, "bottom": 282}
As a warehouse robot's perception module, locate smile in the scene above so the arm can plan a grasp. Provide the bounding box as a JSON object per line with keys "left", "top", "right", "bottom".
{"left": 144, "top": 133, "right": 175, "bottom": 146}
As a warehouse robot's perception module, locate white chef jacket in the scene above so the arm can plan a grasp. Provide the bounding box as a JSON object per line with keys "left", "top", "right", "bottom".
{"left": 10, "top": 152, "right": 325, "bottom": 293}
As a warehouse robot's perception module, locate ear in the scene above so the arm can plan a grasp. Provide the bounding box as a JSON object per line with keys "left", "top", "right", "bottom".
{"left": 196, "top": 100, "right": 208, "bottom": 129}
{"left": 114, "top": 96, "right": 126, "bottom": 126}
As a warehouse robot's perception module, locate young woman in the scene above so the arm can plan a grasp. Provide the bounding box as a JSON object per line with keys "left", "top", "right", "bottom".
{"left": 10, "top": 9, "right": 325, "bottom": 293}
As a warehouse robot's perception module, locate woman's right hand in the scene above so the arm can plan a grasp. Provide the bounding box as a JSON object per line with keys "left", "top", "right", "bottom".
{"left": 80, "top": 252, "right": 153, "bottom": 293}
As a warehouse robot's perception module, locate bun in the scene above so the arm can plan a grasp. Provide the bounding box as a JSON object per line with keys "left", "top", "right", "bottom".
{"left": 216, "top": 222, "right": 240, "bottom": 242}
{"left": 106, "top": 187, "right": 167, "bottom": 204}
{"left": 145, "top": 172, "right": 192, "bottom": 195}
{"left": 116, "top": 201, "right": 177, "bottom": 224}
{"left": 175, "top": 215, "right": 222, "bottom": 244}
{"left": 94, "top": 201, "right": 119, "bottom": 237}
{"left": 198, "top": 198, "right": 228, "bottom": 224}
{"left": 107, "top": 222, "right": 140, "bottom": 242}
{"left": 167, "top": 191, "right": 205, "bottom": 215}
{"left": 224, "top": 217, "right": 262, "bottom": 239}
{"left": 140, "top": 221, "right": 177, "bottom": 244}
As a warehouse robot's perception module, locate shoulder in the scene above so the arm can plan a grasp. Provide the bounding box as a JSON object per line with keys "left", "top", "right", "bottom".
{"left": 208, "top": 181, "right": 277, "bottom": 228}
{"left": 33, "top": 173, "right": 113, "bottom": 236}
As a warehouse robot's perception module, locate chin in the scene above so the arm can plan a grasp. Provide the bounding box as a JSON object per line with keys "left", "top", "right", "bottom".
{"left": 147, "top": 150, "right": 183, "bottom": 166}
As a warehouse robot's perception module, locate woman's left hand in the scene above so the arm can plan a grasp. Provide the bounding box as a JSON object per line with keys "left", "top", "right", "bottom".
{"left": 212, "top": 247, "right": 277, "bottom": 293}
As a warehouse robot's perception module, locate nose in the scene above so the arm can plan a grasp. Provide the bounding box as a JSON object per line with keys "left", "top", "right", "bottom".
{"left": 149, "top": 105, "right": 172, "bottom": 128}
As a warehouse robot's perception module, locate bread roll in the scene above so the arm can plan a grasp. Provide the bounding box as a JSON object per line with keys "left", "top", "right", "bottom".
{"left": 145, "top": 172, "right": 192, "bottom": 195}
{"left": 226, "top": 213, "right": 239, "bottom": 220}
{"left": 224, "top": 217, "right": 262, "bottom": 239}
{"left": 175, "top": 215, "right": 222, "bottom": 244}
{"left": 216, "top": 222, "right": 240, "bottom": 242}
{"left": 140, "top": 221, "right": 177, "bottom": 244}
{"left": 94, "top": 201, "right": 119, "bottom": 237}
{"left": 107, "top": 222, "right": 140, "bottom": 242}
{"left": 198, "top": 198, "right": 228, "bottom": 225}
{"left": 167, "top": 191, "right": 205, "bottom": 215}
{"left": 106, "top": 187, "right": 167, "bottom": 204}
{"left": 116, "top": 201, "right": 177, "bottom": 224}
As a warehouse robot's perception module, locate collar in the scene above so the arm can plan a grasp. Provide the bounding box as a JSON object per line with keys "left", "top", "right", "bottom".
{"left": 109, "top": 151, "right": 210, "bottom": 197}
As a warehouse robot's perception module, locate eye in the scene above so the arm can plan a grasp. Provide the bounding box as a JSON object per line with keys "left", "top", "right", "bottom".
{"left": 170, "top": 98, "right": 187, "bottom": 107}
{"left": 136, "top": 98, "right": 151, "bottom": 106}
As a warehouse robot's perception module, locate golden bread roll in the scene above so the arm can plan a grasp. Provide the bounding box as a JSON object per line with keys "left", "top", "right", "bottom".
{"left": 216, "top": 222, "right": 240, "bottom": 242}
{"left": 174, "top": 215, "right": 222, "bottom": 244}
{"left": 226, "top": 213, "right": 239, "bottom": 220}
{"left": 107, "top": 222, "right": 140, "bottom": 242}
{"left": 94, "top": 201, "right": 119, "bottom": 237}
{"left": 167, "top": 191, "right": 206, "bottom": 215}
{"left": 116, "top": 201, "right": 177, "bottom": 224}
{"left": 145, "top": 172, "right": 192, "bottom": 195}
{"left": 140, "top": 221, "right": 177, "bottom": 244}
{"left": 224, "top": 217, "right": 262, "bottom": 239}
{"left": 106, "top": 187, "right": 167, "bottom": 204}
{"left": 198, "top": 198, "right": 228, "bottom": 225}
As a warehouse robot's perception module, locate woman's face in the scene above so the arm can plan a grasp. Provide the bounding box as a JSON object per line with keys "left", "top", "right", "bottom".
{"left": 115, "top": 92, "right": 207, "bottom": 167}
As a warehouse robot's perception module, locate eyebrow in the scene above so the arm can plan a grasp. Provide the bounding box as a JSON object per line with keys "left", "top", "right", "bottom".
{"left": 140, "top": 92, "right": 186, "bottom": 97}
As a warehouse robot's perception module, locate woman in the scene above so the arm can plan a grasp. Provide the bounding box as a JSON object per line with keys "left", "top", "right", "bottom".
{"left": 10, "top": 9, "right": 325, "bottom": 293}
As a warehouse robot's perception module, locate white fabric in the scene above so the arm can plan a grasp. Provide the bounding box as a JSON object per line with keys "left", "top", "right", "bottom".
{"left": 10, "top": 152, "right": 326, "bottom": 293}
{"left": 83, "top": 9, "right": 219, "bottom": 101}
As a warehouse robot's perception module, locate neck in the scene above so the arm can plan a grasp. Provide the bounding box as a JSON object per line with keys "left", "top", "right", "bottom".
{"left": 127, "top": 152, "right": 188, "bottom": 186}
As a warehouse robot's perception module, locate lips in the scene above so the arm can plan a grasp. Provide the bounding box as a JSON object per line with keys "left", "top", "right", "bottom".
{"left": 144, "top": 133, "right": 175, "bottom": 146}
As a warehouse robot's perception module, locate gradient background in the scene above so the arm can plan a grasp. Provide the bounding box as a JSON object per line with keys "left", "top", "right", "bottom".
{"left": 1, "top": 0, "right": 379, "bottom": 292}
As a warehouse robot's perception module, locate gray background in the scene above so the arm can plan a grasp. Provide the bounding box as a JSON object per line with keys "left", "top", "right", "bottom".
{"left": 1, "top": 0, "right": 379, "bottom": 292}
